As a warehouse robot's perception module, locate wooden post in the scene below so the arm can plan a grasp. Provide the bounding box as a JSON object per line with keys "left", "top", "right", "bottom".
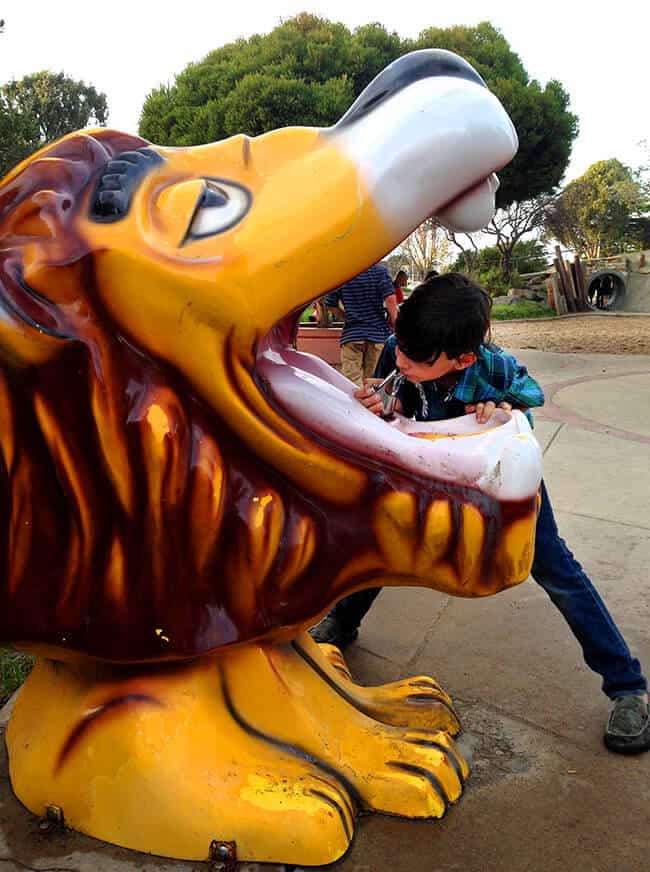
{"left": 550, "top": 272, "right": 566, "bottom": 314}
{"left": 546, "top": 277, "right": 556, "bottom": 312}
{"left": 569, "top": 262, "right": 581, "bottom": 310}
{"left": 574, "top": 255, "right": 587, "bottom": 309}
{"left": 556, "top": 274, "right": 568, "bottom": 315}
{"left": 555, "top": 247, "right": 576, "bottom": 313}
{"left": 554, "top": 257, "right": 573, "bottom": 313}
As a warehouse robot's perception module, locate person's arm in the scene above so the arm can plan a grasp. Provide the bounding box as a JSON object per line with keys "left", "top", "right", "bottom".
{"left": 384, "top": 293, "right": 398, "bottom": 331}
{"left": 483, "top": 347, "right": 544, "bottom": 408}
{"left": 502, "top": 364, "right": 544, "bottom": 410}
{"left": 324, "top": 288, "right": 343, "bottom": 318}
{"left": 354, "top": 337, "right": 401, "bottom": 416}
{"left": 378, "top": 267, "right": 398, "bottom": 330}
{"left": 466, "top": 348, "right": 544, "bottom": 423}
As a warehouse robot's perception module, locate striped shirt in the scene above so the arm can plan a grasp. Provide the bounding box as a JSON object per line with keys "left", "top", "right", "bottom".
{"left": 325, "top": 264, "right": 395, "bottom": 345}
{"left": 375, "top": 336, "right": 545, "bottom": 424}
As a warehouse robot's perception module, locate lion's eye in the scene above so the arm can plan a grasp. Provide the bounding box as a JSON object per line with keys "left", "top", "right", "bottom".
{"left": 186, "top": 179, "right": 251, "bottom": 241}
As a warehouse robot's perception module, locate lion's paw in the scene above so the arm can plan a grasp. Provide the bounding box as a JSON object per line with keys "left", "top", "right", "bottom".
{"left": 350, "top": 726, "right": 468, "bottom": 819}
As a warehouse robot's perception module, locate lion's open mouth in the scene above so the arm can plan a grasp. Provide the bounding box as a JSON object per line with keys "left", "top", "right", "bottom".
{"left": 256, "top": 184, "right": 542, "bottom": 506}
{"left": 256, "top": 328, "right": 540, "bottom": 502}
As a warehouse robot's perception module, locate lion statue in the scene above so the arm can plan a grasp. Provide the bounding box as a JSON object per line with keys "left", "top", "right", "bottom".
{"left": 1, "top": 50, "right": 541, "bottom": 866}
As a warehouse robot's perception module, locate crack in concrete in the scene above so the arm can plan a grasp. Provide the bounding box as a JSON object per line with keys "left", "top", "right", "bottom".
{"left": 541, "top": 422, "right": 565, "bottom": 456}
{"left": 556, "top": 507, "right": 650, "bottom": 533}
{"left": 404, "top": 597, "right": 453, "bottom": 673}
{"left": 353, "top": 644, "right": 399, "bottom": 665}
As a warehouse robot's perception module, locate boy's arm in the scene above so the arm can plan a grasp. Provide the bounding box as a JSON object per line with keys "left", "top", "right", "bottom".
{"left": 354, "top": 337, "right": 400, "bottom": 417}
{"left": 502, "top": 362, "right": 545, "bottom": 410}
{"left": 476, "top": 348, "right": 544, "bottom": 409}
{"left": 464, "top": 349, "right": 544, "bottom": 425}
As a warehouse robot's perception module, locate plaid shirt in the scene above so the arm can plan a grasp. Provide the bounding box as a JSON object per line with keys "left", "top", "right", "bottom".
{"left": 375, "top": 336, "right": 545, "bottom": 424}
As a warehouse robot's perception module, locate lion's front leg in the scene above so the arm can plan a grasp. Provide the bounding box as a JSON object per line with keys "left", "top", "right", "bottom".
{"left": 297, "top": 633, "right": 462, "bottom": 735}
{"left": 221, "top": 634, "right": 469, "bottom": 820}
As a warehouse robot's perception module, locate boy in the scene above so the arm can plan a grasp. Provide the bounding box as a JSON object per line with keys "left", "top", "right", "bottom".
{"left": 312, "top": 272, "right": 650, "bottom": 754}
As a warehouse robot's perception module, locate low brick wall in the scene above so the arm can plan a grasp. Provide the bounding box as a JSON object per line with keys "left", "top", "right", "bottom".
{"left": 296, "top": 326, "right": 342, "bottom": 365}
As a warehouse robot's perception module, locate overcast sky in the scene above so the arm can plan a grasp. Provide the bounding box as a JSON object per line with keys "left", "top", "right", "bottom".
{"left": 0, "top": 0, "right": 646, "bottom": 184}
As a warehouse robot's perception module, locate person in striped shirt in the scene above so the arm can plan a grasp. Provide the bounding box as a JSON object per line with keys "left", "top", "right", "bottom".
{"left": 312, "top": 272, "right": 649, "bottom": 755}
{"left": 325, "top": 263, "right": 398, "bottom": 387}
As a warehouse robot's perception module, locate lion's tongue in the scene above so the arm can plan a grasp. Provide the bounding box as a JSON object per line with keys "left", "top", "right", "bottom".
{"left": 256, "top": 346, "right": 541, "bottom": 499}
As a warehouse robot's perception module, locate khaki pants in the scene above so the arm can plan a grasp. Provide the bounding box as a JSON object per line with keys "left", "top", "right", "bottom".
{"left": 340, "top": 341, "right": 385, "bottom": 387}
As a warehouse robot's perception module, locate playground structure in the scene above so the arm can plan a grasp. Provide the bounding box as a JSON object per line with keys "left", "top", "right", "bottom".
{"left": 518, "top": 249, "right": 650, "bottom": 315}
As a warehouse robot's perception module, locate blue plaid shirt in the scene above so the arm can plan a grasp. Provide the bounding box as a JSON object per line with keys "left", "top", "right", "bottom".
{"left": 375, "top": 336, "right": 544, "bottom": 424}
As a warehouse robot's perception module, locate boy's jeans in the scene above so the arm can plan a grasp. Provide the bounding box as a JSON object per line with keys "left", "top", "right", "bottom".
{"left": 331, "top": 481, "right": 647, "bottom": 700}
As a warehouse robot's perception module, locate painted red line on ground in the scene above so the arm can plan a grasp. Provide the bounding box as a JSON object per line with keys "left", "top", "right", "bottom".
{"left": 537, "top": 369, "right": 650, "bottom": 445}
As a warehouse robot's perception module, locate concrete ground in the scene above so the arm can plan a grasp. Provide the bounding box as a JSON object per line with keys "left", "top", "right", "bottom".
{"left": 2, "top": 349, "right": 650, "bottom": 872}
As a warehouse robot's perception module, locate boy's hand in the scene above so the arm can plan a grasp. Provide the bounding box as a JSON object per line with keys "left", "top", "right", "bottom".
{"left": 465, "top": 400, "right": 512, "bottom": 423}
{"left": 354, "top": 378, "right": 385, "bottom": 416}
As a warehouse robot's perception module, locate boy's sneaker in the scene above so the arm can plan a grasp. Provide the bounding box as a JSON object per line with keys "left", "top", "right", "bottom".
{"left": 309, "top": 614, "right": 358, "bottom": 649}
{"left": 604, "top": 693, "right": 650, "bottom": 754}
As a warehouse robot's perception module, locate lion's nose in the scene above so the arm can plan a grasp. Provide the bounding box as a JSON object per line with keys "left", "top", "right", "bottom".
{"left": 335, "top": 49, "right": 487, "bottom": 129}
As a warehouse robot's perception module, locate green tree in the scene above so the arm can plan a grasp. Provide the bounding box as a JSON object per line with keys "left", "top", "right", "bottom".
{"left": 0, "top": 101, "right": 39, "bottom": 176}
{"left": 139, "top": 15, "right": 577, "bottom": 211}
{"left": 507, "top": 238, "right": 551, "bottom": 274}
{"left": 348, "top": 22, "right": 405, "bottom": 93}
{"left": 0, "top": 71, "right": 108, "bottom": 177}
{"left": 140, "top": 14, "right": 366, "bottom": 144}
{"left": 545, "top": 159, "right": 647, "bottom": 257}
{"left": 221, "top": 73, "right": 352, "bottom": 137}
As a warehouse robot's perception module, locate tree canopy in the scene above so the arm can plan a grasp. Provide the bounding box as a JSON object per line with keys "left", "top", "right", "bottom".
{"left": 544, "top": 159, "right": 648, "bottom": 257}
{"left": 139, "top": 15, "right": 577, "bottom": 208}
{"left": 0, "top": 71, "right": 108, "bottom": 178}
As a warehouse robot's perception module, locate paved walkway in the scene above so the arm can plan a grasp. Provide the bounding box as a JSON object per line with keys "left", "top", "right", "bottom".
{"left": 2, "top": 350, "right": 649, "bottom": 872}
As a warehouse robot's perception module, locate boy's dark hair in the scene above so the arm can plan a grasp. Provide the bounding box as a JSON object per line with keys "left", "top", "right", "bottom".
{"left": 395, "top": 272, "right": 491, "bottom": 363}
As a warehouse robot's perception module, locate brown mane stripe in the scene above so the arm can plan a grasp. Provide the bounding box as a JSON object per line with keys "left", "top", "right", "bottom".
{"left": 0, "top": 268, "right": 74, "bottom": 341}
{"left": 55, "top": 693, "right": 164, "bottom": 774}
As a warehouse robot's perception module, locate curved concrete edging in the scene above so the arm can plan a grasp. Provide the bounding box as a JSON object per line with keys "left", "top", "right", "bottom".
{"left": 537, "top": 368, "right": 650, "bottom": 446}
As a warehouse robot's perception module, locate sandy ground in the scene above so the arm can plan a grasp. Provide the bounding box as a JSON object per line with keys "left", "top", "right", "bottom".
{"left": 492, "top": 314, "right": 650, "bottom": 355}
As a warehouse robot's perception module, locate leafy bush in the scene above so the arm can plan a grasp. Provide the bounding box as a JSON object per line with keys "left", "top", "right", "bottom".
{"left": 0, "top": 648, "right": 33, "bottom": 705}
{"left": 479, "top": 265, "right": 523, "bottom": 295}
{"left": 491, "top": 301, "right": 556, "bottom": 320}
{"left": 453, "top": 240, "right": 552, "bottom": 293}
